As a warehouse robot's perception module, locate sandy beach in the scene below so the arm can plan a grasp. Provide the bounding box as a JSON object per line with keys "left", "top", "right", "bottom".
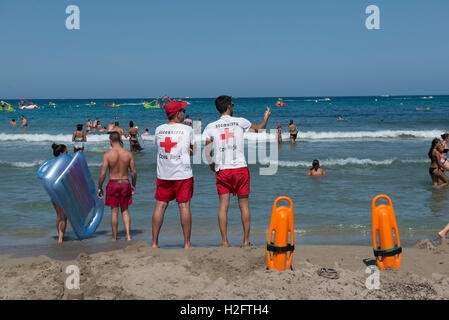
{"left": 0, "top": 239, "right": 448, "bottom": 300}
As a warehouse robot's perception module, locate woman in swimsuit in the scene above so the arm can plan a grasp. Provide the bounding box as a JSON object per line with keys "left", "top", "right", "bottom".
{"left": 72, "top": 124, "right": 87, "bottom": 153}
{"left": 439, "top": 133, "right": 449, "bottom": 171}
{"left": 50, "top": 143, "right": 68, "bottom": 243}
{"left": 125, "top": 121, "right": 142, "bottom": 152}
{"left": 429, "top": 138, "right": 448, "bottom": 187}
{"left": 276, "top": 122, "right": 282, "bottom": 144}
{"left": 288, "top": 120, "right": 298, "bottom": 144}
{"left": 307, "top": 159, "right": 326, "bottom": 176}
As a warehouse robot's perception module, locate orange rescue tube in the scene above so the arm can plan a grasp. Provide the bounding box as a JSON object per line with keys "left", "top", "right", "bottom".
{"left": 267, "top": 196, "right": 295, "bottom": 271}
{"left": 371, "top": 195, "right": 402, "bottom": 270}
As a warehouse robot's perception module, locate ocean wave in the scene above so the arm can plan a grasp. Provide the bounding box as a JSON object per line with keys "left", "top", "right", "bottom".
{"left": 0, "top": 129, "right": 445, "bottom": 144}
{"left": 0, "top": 160, "right": 103, "bottom": 168}
{"left": 258, "top": 158, "right": 428, "bottom": 167}
{"left": 0, "top": 160, "right": 45, "bottom": 168}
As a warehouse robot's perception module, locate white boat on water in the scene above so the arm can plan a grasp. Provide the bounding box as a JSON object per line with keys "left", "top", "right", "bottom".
{"left": 19, "top": 104, "right": 39, "bottom": 110}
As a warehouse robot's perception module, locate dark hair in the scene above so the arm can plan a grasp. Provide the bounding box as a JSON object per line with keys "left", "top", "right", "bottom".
{"left": 312, "top": 159, "right": 320, "bottom": 171}
{"left": 129, "top": 121, "right": 134, "bottom": 128}
{"left": 77, "top": 124, "right": 83, "bottom": 131}
{"left": 145, "top": 128, "right": 149, "bottom": 131}
{"left": 109, "top": 131, "right": 121, "bottom": 143}
{"left": 52, "top": 143, "right": 67, "bottom": 157}
{"left": 289, "top": 120, "right": 293, "bottom": 125}
{"left": 114, "top": 121, "right": 119, "bottom": 126}
{"left": 428, "top": 138, "right": 440, "bottom": 159}
{"left": 441, "top": 133, "right": 449, "bottom": 140}
{"left": 215, "top": 95, "right": 232, "bottom": 114}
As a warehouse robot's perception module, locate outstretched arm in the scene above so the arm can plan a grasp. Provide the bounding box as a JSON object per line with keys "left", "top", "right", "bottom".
{"left": 249, "top": 107, "right": 271, "bottom": 132}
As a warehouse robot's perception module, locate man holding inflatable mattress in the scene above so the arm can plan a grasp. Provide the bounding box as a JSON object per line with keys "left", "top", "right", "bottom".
{"left": 204, "top": 95, "right": 270, "bottom": 247}
{"left": 152, "top": 101, "right": 195, "bottom": 249}
{"left": 98, "top": 131, "right": 137, "bottom": 241}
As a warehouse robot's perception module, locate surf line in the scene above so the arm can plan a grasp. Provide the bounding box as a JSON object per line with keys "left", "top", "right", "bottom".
{"left": 179, "top": 304, "right": 214, "bottom": 317}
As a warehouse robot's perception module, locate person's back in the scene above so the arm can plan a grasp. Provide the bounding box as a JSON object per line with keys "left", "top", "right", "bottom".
{"left": 307, "top": 160, "right": 326, "bottom": 177}
{"left": 104, "top": 147, "right": 133, "bottom": 180}
{"left": 98, "top": 131, "right": 137, "bottom": 241}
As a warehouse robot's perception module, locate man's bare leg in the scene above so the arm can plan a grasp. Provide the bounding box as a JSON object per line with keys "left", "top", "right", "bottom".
{"left": 238, "top": 195, "right": 251, "bottom": 246}
{"left": 152, "top": 201, "right": 168, "bottom": 248}
{"left": 121, "top": 206, "right": 131, "bottom": 241}
{"left": 218, "top": 193, "right": 230, "bottom": 246}
{"left": 178, "top": 201, "right": 193, "bottom": 248}
{"left": 438, "top": 223, "right": 449, "bottom": 239}
{"left": 111, "top": 207, "right": 119, "bottom": 241}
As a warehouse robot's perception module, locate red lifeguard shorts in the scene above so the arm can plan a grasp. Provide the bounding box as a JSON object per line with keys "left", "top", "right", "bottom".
{"left": 215, "top": 167, "right": 250, "bottom": 196}
{"left": 155, "top": 177, "right": 194, "bottom": 203}
{"left": 105, "top": 180, "right": 133, "bottom": 208}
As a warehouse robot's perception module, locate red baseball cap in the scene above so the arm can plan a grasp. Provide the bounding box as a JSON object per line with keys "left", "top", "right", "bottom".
{"left": 164, "top": 101, "right": 188, "bottom": 119}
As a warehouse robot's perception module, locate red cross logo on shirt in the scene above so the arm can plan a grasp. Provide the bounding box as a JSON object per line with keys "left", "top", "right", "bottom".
{"left": 220, "top": 128, "right": 235, "bottom": 144}
{"left": 160, "top": 137, "right": 177, "bottom": 153}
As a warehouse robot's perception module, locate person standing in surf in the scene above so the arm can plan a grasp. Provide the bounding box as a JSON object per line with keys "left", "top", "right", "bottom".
{"left": 98, "top": 132, "right": 137, "bottom": 241}
{"left": 50, "top": 143, "right": 68, "bottom": 243}
{"left": 204, "top": 95, "right": 270, "bottom": 247}
{"left": 125, "top": 121, "right": 142, "bottom": 152}
{"left": 72, "top": 124, "right": 87, "bottom": 153}
{"left": 288, "top": 120, "right": 298, "bottom": 144}
{"left": 152, "top": 101, "right": 195, "bottom": 249}
{"left": 428, "top": 138, "right": 448, "bottom": 187}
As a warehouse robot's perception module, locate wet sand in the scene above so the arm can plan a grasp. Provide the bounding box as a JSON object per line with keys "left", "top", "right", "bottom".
{"left": 0, "top": 239, "right": 448, "bottom": 300}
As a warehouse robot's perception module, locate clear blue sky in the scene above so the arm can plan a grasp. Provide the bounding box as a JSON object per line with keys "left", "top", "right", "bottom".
{"left": 1, "top": 0, "right": 448, "bottom": 98}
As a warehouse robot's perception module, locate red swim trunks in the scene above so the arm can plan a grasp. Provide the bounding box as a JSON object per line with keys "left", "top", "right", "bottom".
{"left": 105, "top": 180, "right": 133, "bottom": 208}
{"left": 155, "top": 177, "right": 194, "bottom": 203}
{"left": 215, "top": 167, "right": 250, "bottom": 196}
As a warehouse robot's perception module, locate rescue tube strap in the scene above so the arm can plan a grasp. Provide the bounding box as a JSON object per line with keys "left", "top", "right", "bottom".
{"left": 267, "top": 242, "right": 295, "bottom": 253}
{"left": 373, "top": 246, "right": 402, "bottom": 257}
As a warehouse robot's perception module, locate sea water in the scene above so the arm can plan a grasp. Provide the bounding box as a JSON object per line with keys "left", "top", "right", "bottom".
{"left": 1, "top": 96, "right": 448, "bottom": 258}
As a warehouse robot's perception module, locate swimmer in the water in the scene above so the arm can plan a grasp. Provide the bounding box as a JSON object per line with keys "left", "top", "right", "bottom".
{"left": 428, "top": 138, "right": 448, "bottom": 187}
{"left": 307, "top": 160, "right": 326, "bottom": 177}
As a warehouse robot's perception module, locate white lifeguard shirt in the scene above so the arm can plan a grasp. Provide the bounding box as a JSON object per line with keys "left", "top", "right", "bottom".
{"left": 154, "top": 123, "right": 194, "bottom": 180}
{"left": 203, "top": 115, "right": 251, "bottom": 172}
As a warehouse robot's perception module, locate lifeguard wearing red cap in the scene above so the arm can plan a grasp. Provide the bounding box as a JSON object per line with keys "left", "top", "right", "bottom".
{"left": 164, "top": 101, "right": 188, "bottom": 119}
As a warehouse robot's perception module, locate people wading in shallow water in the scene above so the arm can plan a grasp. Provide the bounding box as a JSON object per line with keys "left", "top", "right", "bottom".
{"left": 72, "top": 124, "right": 87, "bottom": 153}
{"left": 428, "top": 138, "right": 448, "bottom": 187}
{"left": 276, "top": 122, "right": 282, "bottom": 144}
{"left": 50, "top": 144, "right": 68, "bottom": 243}
{"left": 125, "top": 121, "right": 142, "bottom": 152}
{"left": 307, "top": 159, "right": 326, "bottom": 177}
{"left": 288, "top": 120, "right": 298, "bottom": 144}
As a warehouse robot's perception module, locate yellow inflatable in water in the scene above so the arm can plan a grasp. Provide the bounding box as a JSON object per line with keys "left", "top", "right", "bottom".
{"left": 1, "top": 101, "right": 15, "bottom": 112}
{"left": 144, "top": 103, "right": 161, "bottom": 109}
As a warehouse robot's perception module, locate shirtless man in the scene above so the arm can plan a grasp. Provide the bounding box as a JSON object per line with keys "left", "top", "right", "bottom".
{"left": 20, "top": 115, "right": 27, "bottom": 128}
{"left": 107, "top": 121, "right": 114, "bottom": 133}
{"left": 10, "top": 119, "right": 17, "bottom": 127}
{"left": 110, "top": 121, "right": 125, "bottom": 144}
{"left": 86, "top": 119, "right": 92, "bottom": 132}
{"left": 98, "top": 132, "right": 137, "bottom": 241}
